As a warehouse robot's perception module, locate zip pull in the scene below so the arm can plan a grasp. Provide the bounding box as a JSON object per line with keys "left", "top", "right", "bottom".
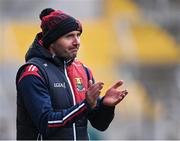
{"left": 37, "top": 133, "right": 43, "bottom": 141}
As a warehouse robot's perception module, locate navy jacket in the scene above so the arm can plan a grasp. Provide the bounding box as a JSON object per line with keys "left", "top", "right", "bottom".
{"left": 16, "top": 33, "right": 115, "bottom": 140}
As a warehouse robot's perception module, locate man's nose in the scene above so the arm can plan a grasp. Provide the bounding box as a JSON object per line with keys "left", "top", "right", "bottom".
{"left": 72, "top": 36, "right": 80, "bottom": 45}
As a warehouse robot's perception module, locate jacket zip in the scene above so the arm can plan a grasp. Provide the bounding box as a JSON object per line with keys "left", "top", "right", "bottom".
{"left": 64, "top": 63, "right": 77, "bottom": 141}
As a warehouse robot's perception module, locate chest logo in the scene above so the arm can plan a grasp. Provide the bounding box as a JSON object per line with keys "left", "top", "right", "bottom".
{"left": 54, "top": 82, "right": 66, "bottom": 88}
{"left": 75, "top": 78, "right": 84, "bottom": 91}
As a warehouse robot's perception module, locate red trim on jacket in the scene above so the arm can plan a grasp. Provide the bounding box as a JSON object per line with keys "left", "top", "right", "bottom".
{"left": 48, "top": 106, "right": 87, "bottom": 128}
{"left": 66, "top": 60, "right": 89, "bottom": 104}
{"left": 18, "top": 65, "right": 43, "bottom": 83}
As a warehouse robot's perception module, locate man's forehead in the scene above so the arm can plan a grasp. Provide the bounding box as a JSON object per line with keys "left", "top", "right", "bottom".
{"left": 64, "top": 31, "right": 81, "bottom": 36}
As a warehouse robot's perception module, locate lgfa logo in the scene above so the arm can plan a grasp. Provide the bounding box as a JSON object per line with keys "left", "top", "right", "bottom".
{"left": 54, "top": 82, "right": 66, "bottom": 88}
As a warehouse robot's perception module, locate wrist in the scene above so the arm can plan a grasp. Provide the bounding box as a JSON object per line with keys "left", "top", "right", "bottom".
{"left": 90, "top": 101, "right": 97, "bottom": 108}
{"left": 101, "top": 97, "right": 115, "bottom": 109}
{"left": 86, "top": 100, "right": 97, "bottom": 109}
{"left": 84, "top": 99, "right": 96, "bottom": 111}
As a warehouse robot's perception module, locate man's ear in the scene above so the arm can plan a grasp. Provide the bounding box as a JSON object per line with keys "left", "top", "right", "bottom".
{"left": 49, "top": 43, "right": 56, "bottom": 55}
{"left": 50, "top": 43, "right": 55, "bottom": 48}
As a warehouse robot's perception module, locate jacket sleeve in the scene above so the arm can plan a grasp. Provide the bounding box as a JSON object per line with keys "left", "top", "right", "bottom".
{"left": 85, "top": 67, "right": 115, "bottom": 131}
{"left": 87, "top": 97, "right": 115, "bottom": 131}
{"left": 17, "top": 67, "right": 92, "bottom": 136}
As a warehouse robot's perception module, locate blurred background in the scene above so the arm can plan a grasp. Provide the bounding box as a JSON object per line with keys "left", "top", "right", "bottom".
{"left": 0, "top": 0, "right": 180, "bottom": 139}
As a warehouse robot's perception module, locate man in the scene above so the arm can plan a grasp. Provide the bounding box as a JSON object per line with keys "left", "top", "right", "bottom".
{"left": 16, "top": 8, "right": 128, "bottom": 140}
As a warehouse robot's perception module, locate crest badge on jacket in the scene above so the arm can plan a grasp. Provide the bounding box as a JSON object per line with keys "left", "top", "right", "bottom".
{"left": 75, "top": 77, "right": 85, "bottom": 91}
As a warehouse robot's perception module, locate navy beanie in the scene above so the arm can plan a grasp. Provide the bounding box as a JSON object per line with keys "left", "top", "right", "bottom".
{"left": 40, "top": 8, "right": 82, "bottom": 48}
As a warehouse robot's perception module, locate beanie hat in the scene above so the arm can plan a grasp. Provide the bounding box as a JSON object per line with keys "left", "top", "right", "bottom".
{"left": 40, "top": 8, "right": 82, "bottom": 48}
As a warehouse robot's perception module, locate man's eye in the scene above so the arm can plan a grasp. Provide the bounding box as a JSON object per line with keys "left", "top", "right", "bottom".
{"left": 77, "top": 34, "right": 81, "bottom": 37}
{"left": 64, "top": 33, "right": 80, "bottom": 38}
{"left": 66, "top": 35, "right": 72, "bottom": 38}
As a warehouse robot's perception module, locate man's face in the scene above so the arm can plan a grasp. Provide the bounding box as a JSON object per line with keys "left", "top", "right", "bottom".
{"left": 50, "top": 30, "right": 81, "bottom": 61}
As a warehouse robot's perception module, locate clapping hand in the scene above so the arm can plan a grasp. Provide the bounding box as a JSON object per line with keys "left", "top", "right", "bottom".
{"left": 85, "top": 80, "right": 104, "bottom": 108}
{"left": 103, "top": 80, "right": 128, "bottom": 107}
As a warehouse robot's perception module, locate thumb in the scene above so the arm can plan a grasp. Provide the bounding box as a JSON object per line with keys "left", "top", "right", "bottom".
{"left": 88, "top": 80, "right": 93, "bottom": 87}
{"left": 111, "top": 80, "right": 123, "bottom": 89}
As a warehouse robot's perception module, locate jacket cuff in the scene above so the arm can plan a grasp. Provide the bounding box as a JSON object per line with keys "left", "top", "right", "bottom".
{"left": 83, "top": 99, "right": 94, "bottom": 112}
{"left": 99, "top": 97, "right": 115, "bottom": 112}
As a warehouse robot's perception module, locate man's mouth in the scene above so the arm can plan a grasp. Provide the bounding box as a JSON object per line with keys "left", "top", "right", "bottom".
{"left": 70, "top": 47, "right": 79, "bottom": 52}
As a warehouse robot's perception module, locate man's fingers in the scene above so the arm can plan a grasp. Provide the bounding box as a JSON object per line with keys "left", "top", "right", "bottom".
{"left": 119, "top": 89, "right": 128, "bottom": 99}
{"left": 88, "top": 80, "right": 103, "bottom": 87}
{"left": 111, "top": 80, "right": 123, "bottom": 89}
{"left": 89, "top": 81, "right": 104, "bottom": 89}
{"left": 89, "top": 82, "right": 104, "bottom": 95}
{"left": 94, "top": 91, "right": 101, "bottom": 99}
{"left": 122, "top": 89, "right": 128, "bottom": 95}
{"left": 86, "top": 82, "right": 104, "bottom": 98}
{"left": 86, "top": 82, "right": 103, "bottom": 108}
